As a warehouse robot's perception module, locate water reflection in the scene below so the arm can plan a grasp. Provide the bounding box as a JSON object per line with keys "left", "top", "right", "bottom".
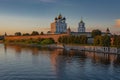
{"left": 4, "top": 44, "right": 120, "bottom": 66}
{"left": 2, "top": 44, "right": 120, "bottom": 80}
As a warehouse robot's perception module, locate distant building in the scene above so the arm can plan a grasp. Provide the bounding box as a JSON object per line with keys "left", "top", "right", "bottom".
{"left": 51, "top": 14, "right": 67, "bottom": 34}
{"left": 78, "top": 19, "right": 85, "bottom": 32}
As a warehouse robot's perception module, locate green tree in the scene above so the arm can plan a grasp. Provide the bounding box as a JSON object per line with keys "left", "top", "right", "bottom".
{"left": 91, "top": 29, "right": 101, "bottom": 38}
{"left": 113, "top": 35, "right": 120, "bottom": 48}
{"left": 40, "top": 38, "right": 55, "bottom": 45}
{"left": 58, "top": 35, "right": 87, "bottom": 44}
{"left": 40, "top": 32, "right": 44, "bottom": 35}
{"left": 15, "top": 32, "right": 22, "bottom": 36}
{"left": 94, "top": 36, "right": 101, "bottom": 46}
{"left": 102, "top": 34, "right": 111, "bottom": 47}
{"left": 31, "top": 31, "right": 39, "bottom": 35}
{"left": 94, "top": 35, "right": 111, "bottom": 47}
{"left": 81, "top": 35, "right": 87, "bottom": 44}
{"left": 23, "top": 33, "right": 30, "bottom": 36}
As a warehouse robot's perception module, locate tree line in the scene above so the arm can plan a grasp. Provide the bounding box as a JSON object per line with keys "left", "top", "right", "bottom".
{"left": 15, "top": 31, "right": 44, "bottom": 36}
{"left": 111, "top": 35, "right": 120, "bottom": 48}
{"left": 93, "top": 35, "right": 111, "bottom": 47}
{"left": 6, "top": 38, "right": 55, "bottom": 45}
{"left": 92, "top": 29, "right": 120, "bottom": 48}
{"left": 92, "top": 29, "right": 111, "bottom": 47}
{"left": 58, "top": 35, "right": 87, "bottom": 44}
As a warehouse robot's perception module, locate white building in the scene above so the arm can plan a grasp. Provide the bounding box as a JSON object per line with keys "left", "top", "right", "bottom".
{"left": 78, "top": 19, "right": 85, "bottom": 32}
{"left": 51, "top": 14, "right": 67, "bottom": 34}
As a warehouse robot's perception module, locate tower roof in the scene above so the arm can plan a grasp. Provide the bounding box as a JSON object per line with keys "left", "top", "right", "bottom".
{"left": 80, "top": 20, "right": 84, "bottom": 23}
{"left": 68, "top": 27, "right": 71, "bottom": 31}
{"left": 106, "top": 28, "right": 110, "bottom": 33}
{"left": 58, "top": 14, "right": 62, "bottom": 19}
{"left": 80, "top": 17, "right": 84, "bottom": 23}
{"left": 106, "top": 28, "right": 110, "bottom": 31}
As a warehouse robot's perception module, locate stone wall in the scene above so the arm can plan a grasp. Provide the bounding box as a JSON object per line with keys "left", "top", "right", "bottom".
{"left": 5, "top": 34, "right": 69, "bottom": 43}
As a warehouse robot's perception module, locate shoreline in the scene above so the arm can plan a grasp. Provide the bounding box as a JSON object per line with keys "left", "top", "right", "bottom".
{"left": 3, "top": 42, "right": 120, "bottom": 54}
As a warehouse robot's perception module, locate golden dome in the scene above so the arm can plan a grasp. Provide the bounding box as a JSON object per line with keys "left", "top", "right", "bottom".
{"left": 58, "top": 14, "right": 62, "bottom": 19}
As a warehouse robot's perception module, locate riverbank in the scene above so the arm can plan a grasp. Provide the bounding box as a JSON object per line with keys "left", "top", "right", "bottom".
{"left": 3, "top": 42, "right": 120, "bottom": 54}
{"left": 4, "top": 43, "right": 64, "bottom": 49}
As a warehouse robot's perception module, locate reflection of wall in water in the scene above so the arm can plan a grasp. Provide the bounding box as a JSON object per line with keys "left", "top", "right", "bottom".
{"left": 50, "top": 49, "right": 87, "bottom": 78}
{"left": 113, "top": 55, "right": 120, "bottom": 65}
{"left": 85, "top": 52, "right": 118, "bottom": 65}
{"left": 50, "top": 49, "right": 68, "bottom": 78}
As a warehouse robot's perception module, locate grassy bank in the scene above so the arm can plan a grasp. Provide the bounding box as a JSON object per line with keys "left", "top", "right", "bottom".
{"left": 4, "top": 38, "right": 55, "bottom": 45}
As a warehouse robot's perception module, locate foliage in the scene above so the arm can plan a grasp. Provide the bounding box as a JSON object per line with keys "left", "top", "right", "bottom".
{"left": 23, "top": 33, "right": 30, "bottom": 36}
{"left": 58, "top": 35, "right": 87, "bottom": 44}
{"left": 31, "top": 31, "right": 39, "bottom": 35}
{"left": 94, "top": 36, "right": 101, "bottom": 46}
{"left": 40, "top": 32, "right": 44, "bottom": 35}
{"left": 102, "top": 34, "right": 111, "bottom": 47}
{"left": 91, "top": 29, "right": 101, "bottom": 38}
{"left": 5, "top": 38, "right": 55, "bottom": 45}
{"left": 112, "top": 35, "right": 120, "bottom": 48}
{"left": 94, "top": 34, "right": 111, "bottom": 47}
{"left": 15, "top": 32, "right": 22, "bottom": 36}
{"left": 40, "top": 38, "right": 55, "bottom": 45}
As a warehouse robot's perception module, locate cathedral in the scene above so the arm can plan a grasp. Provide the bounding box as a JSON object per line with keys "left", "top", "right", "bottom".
{"left": 51, "top": 14, "right": 67, "bottom": 34}
{"left": 50, "top": 14, "right": 111, "bottom": 41}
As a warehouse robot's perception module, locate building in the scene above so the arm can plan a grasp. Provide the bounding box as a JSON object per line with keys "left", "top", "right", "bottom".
{"left": 78, "top": 19, "right": 85, "bottom": 32}
{"left": 50, "top": 15, "right": 111, "bottom": 44}
{"left": 51, "top": 14, "right": 67, "bottom": 34}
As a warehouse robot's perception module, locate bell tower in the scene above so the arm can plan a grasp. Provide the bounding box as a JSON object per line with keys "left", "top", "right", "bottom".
{"left": 78, "top": 18, "right": 85, "bottom": 32}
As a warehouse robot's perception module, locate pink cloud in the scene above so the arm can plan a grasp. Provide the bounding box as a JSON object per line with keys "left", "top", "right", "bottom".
{"left": 114, "top": 19, "right": 120, "bottom": 27}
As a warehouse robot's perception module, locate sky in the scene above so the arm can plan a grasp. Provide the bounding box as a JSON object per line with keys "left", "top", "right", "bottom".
{"left": 0, "top": 0, "right": 120, "bottom": 35}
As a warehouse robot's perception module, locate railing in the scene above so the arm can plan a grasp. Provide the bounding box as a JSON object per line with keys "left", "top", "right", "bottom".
{"left": 64, "top": 45, "right": 118, "bottom": 54}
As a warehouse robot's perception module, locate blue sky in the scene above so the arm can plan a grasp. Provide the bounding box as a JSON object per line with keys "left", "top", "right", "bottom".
{"left": 0, "top": 0, "right": 120, "bottom": 34}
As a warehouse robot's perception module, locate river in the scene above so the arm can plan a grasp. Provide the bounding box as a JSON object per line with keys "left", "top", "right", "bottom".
{"left": 0, "top": 44, "right": 120, "bottom": 80}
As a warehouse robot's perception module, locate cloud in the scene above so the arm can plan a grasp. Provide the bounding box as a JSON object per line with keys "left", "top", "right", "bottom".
{"left": 114, "top": 19, "right": 120, "bottom": 27}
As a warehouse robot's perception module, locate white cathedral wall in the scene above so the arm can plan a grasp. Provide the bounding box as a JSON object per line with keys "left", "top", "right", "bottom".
{"left": 56, "top": 20, "right": 67, "bottom": 33}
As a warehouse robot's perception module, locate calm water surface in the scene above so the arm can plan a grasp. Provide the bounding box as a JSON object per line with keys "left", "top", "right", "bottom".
{"left": 0, "top": 44, "right": 120, "bottom": 80}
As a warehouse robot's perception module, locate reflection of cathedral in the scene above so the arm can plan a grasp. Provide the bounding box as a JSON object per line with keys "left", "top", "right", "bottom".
{"left": 51, "top": 14, "right": 67, "bottom": 34}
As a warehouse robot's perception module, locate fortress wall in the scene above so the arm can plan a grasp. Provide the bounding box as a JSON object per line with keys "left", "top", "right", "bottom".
{"left": 5, "top": 34, "right": 68, "bottom": 43}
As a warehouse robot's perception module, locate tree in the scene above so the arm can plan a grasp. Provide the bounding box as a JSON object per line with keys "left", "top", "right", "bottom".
{"left": 15, "top": 32, "right": 22, "bottom": 36}
{"left": 94, "top": 35, "right": 111, "bottom": 47}
{"left": 40, "top": 32, "right": 44, "bottom": 35}
{"left": 31, "top": 31, "right": 39, "bottom": 35}
{"left": 80, "top": 35, "right": 87, "bottom": 44}
{"left": 40, "top": 38, "right": 55, "bottom": 45}
{"left": 91, "top": 29, "right": 101, "bottom": 38}
{"left": 23, "top": 33, "right": 30, "bottom": 36}
{"left": 112, "top": 35, "right": 120, "bottom": 48}
{"left": 94, "top": 36, "right": 101, "bottom": 46}
{"left": 102, "top": 34, "right": 111, "bottom": 47}
{"left": 58, "top": 35, "right": 87, "bottom": 44}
